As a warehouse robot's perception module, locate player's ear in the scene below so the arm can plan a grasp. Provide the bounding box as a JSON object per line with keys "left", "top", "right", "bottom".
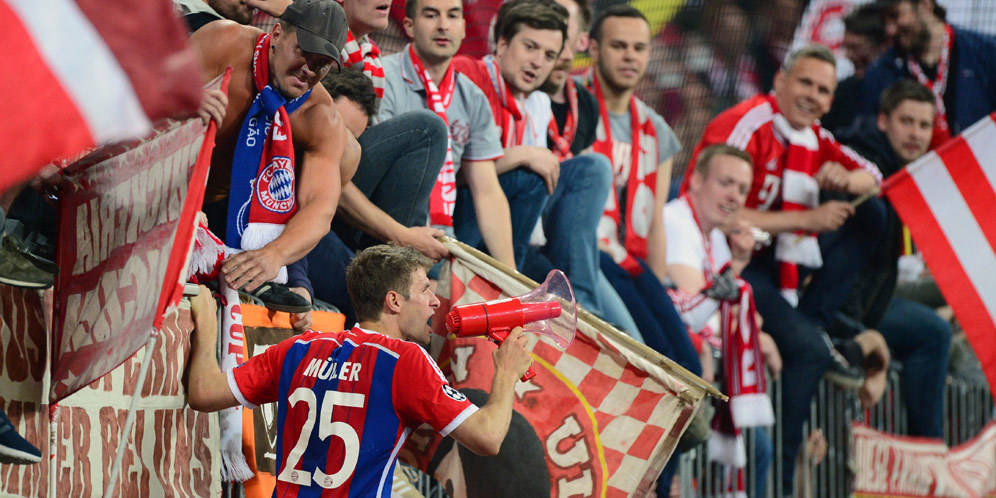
{"left": 385, "top": 290, "right": 403, "bottom": 314}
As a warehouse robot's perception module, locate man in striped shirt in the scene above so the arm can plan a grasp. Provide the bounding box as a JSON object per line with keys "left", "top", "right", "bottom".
{"left": 187, "top": 245, "right": 532, "bottom": 497}
{"left": 682, "top": 43, "right": 889, "bottom": 490}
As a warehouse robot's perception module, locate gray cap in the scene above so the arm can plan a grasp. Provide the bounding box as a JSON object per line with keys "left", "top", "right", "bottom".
{"left": 281, "top": 0, "right": 348, "bottom": 64}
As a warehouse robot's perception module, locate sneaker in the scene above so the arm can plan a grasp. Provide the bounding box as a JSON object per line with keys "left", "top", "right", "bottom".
{"left": 821, "top": 333, "right": 864, "bottom": 390}
{"left": 0, "top": 408, "right": 41, "bottom": 464}
{"left": 0, "top": 235, "right": 54, "bottom": 289}
{"left": 246, "top": 282, "right": 312, "bottom": 314}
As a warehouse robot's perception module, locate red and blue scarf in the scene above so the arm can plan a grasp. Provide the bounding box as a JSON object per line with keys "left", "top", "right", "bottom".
{"left": 226, "top": 32, "right": 312, "bottom": 250}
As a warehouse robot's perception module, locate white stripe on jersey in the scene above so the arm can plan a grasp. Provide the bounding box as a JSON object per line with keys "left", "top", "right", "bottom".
{"left": 344, "top": 338, "right": 401, "bottom": 359}
{"left": 377, "top": 426, "right": 412, "bottom": 496}
{"left": 727, "top": 101, "right": 773, "bottom": 150}
{"left": 440, "top": 404, "right": 479, "bottom": 437}
{"left": 227, "top": 369, "right": 257, "bottom": 409}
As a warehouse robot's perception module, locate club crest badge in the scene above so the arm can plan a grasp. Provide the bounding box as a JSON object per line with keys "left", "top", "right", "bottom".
{"left": 256, "top": 156, "right": 295, "bottom": 213}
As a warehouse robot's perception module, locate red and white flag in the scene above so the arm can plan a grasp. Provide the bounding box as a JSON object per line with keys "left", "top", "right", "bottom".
{"left": 0, "top": 0, "right": 202, "bottom": 193}
{"left": 883, "top": 112, "right": 996, "bottom": 396}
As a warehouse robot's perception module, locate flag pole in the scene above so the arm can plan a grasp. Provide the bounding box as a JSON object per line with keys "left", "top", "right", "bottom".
{"left": 103, "top": 333, "right": 160, "bottom": 498}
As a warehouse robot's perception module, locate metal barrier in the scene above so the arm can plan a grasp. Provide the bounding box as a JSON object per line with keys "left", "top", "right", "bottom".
{"left": 679, "top": 366, "right": 995, "bottom": 497}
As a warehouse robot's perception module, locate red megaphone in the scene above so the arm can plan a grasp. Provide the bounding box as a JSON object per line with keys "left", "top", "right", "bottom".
{"left": 445, "top": 270, "right": 577, "bottom": 381}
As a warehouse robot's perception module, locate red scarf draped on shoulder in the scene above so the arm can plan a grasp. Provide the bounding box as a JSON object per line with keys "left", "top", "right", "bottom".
{"left": 407, "top": 44, "right": 458, "bottom": 226}
{"left": 587, "top": 72, "right": 658, "bottom": 276}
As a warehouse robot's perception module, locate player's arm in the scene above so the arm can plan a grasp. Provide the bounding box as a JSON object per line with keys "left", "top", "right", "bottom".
{"left": 448, "top": 328, "right": 533, "bottom": 455}
{"left": 186, "top": 287, "right": 239, "bottom": 412}
{"left": 646, "top": 158, "right": 674, "bottom": 283}
{"left": 223, "top": 97, "right": 345, "bottom": 291}
{"left": 461, "top": 159, "right": 516, "bottom": 268}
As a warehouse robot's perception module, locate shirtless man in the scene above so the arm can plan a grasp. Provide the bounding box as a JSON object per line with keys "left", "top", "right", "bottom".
{"left": 190, "top": 0, "right": 360, "bottom": 292}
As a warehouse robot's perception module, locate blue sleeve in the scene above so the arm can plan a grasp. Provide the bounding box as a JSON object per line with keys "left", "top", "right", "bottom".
{"left": 286, "top": 258, "right": 313, "bottom": 302}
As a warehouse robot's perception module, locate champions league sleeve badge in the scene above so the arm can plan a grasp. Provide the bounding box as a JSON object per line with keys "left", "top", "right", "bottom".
{"left": 442, "top": 384, "right": 467, "bottom": 402}
{"left": 255, "top": 156, "right": 296, "bottom": 213}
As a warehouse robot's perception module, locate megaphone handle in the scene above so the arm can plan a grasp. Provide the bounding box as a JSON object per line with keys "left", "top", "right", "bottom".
{"left": 521, "top": 367, "right": 536, "bottom": 382}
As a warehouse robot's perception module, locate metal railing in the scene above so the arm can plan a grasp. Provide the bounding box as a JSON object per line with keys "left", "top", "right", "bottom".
{"left": 679, "top": 365, "right": 995, "bottom": 497}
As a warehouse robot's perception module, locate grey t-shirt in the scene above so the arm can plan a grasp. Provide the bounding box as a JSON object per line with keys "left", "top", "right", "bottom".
{"left": 377, "top": 51, "right": 504, "bottom": 172}
{"left": 605, "top": 106, "right": 681, "bottom": 190}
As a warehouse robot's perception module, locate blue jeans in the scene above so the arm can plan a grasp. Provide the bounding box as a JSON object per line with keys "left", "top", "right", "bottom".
{"left": 523, "top": 153, "right": 612, "bottom": 314}
{"left": 454, "top": 167, "right": 548, "bottom": 270}
{"left": 305, "top": 230, "right": 356, "bottom": 323}
{"left": 878, "top": 297, "right": 951, "bottom": 438}
{"left": 332, "top": 109, "right": 448, "bottom": 251}
{"left": 743, "top": 197, "right": 886, "bottom": 489}
{"left": 599, "top": 252, "right": 702, "bottom": 376}
{"left": 596, "top": 271, "right": 642, "bottom": 341}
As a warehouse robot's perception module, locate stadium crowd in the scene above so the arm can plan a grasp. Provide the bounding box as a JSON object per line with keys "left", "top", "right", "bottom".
{"left": 1, "top": 0, "right": 992, "bottom": 495}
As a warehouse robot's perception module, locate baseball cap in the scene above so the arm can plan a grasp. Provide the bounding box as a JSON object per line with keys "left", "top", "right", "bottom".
{"left": 281, "top": 0, "right": 349, "bottom": 64}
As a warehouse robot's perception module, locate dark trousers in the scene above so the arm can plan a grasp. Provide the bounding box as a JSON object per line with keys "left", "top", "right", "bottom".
{"left": 599, "top": 252, "right": 702, "bottom": 376}
{"left": 743, "top": 197, "right": 886, "bottom": 488}
{"left": 879, "top": 296, "right": 951, "bottom": 438}
{"left": 307, "top": 110, "right": 448, "bottom": 320}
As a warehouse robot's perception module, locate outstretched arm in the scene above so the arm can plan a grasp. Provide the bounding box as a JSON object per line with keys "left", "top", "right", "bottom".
{"left": 448, "top": 328, "right": 533, "bottom": 455}
{"left": 187, "top": 286, "right": 239, "bottom": 412}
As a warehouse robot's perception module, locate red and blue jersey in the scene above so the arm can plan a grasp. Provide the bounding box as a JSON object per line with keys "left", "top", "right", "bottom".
{"left": 228, "top": 326, "right": 477, "bottom": 497}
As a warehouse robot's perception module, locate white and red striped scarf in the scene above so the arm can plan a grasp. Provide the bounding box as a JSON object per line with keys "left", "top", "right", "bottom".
{"left": 341, "top": 30, "right": 385, "bottom": 99}
{"left": 587, "top": 72, "right": 659, "bottom": 276}
{"left": 907, "top": 23, "right": 954, "bottom": 149}
{"left": 407, "top": 44, "right": 458, "bottom": 227}
{"left": 665, "top": 196, "right": 772, "bottom": 470}
{"left": 186, "top": 222, "right": 253, "bottom": 482}
{"left": 770, "top": 97, "right": 823, "bottom": 306}
{"left": 483, "top": 55, "right": 526, "bottom": 148}
{"left": 547, "top": 77, "right": 578, "bottom": 161}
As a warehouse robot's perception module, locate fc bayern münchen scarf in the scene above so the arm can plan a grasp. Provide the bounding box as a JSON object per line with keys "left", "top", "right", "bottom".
{"left": 227, "top": 33, "right": 311, "bottom": 254}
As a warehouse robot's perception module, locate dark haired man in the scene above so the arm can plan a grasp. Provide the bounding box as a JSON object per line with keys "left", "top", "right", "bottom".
{"left": 862, "top": 0, "right": 996, "bottom": 148}
{"left": 187, "top": 244, "right": 533, "bottom": 496}
{"left": 446, "top": 0, "right": 575, "bottom": 271}
{"left": 837, "top": 80, "right": 951, "bottom": 439}
{"left": 585, "top": 4, "right": 701, "bottom": 374}
{"left": 531, "top": 0, "right": 639, "bottom": 336}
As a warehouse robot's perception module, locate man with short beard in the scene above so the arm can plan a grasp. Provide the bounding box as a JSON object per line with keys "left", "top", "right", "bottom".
{"left": 862, "top": 0, "right": 996, "bottom": 148}
{"left": 585, "top": 7, "right": 702, "bottom": 491}
{"left": 533, "top": 0, "right": 639, "bottom": 337}
{"left": 450, "top": 0, "right": 601, "bottom": 272}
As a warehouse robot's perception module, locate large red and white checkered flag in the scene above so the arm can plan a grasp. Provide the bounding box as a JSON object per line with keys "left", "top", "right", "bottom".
{"left": 883, "top": 112, "right": 996, "bottom": 396}
{"left": 402, "top": 239, "right": 718, "bottom": 497}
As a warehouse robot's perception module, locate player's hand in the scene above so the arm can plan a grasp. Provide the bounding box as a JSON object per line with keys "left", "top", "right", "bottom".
{"left": 725, "top": 218, "right": 755, "bottom": 264}
{"left": 804, "top": 201, "right": 854, "bottom": 233}
{"left": 758, "top": 332, "right": 782, "bottom": 379}
{"left": 815, "top": 161, "right": 850, "bottom": 192}
{"left": 522, "top": 147, "right": 561, "bottom": 194}
{"left": 244, "top": 0, "right": 292, "bottom": 17}
{"left": 222, "top": 247, "right": 282, "bottom": 292}
{"left": 289, "top": 287, "right": 313, "bottom": 331}
{"left": 397, "top": 226, "right": 450, "bottom": 262}
{"left": 493, "top": 327, "right": 533, "bottom": 380}
{"left": 197, "top": 88, "right": 228, "bottom": 127}
{"left": 188, "top": 285, "right": 218, "bottom": 348}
